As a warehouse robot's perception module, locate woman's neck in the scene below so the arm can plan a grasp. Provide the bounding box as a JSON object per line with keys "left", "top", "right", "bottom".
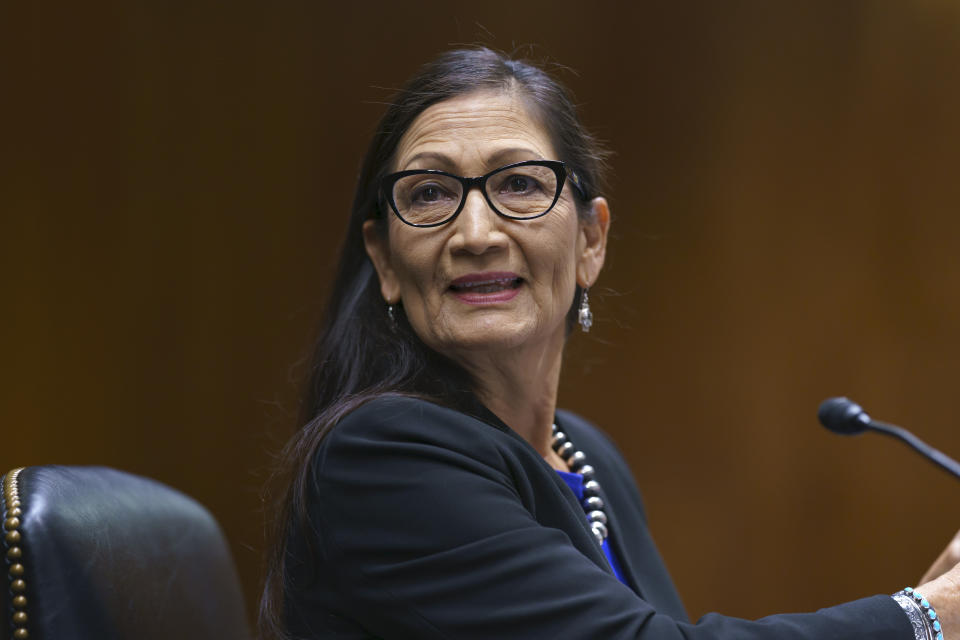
{"left": 460, "top": 332, "right": 566, "bottom": 464}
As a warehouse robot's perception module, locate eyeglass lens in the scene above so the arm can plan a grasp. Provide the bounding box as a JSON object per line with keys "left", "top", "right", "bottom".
{"left": 392, "top": 164, "right": 559, "bottom": 226}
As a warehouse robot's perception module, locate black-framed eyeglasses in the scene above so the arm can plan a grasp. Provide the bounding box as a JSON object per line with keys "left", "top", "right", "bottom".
{"left": 380, "top": 160, "right": 586, "bottom": 228}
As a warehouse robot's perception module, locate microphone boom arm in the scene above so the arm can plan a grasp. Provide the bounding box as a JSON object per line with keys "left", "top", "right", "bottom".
{"left": 869, "top": 420, "right": 960, "bottom": 481}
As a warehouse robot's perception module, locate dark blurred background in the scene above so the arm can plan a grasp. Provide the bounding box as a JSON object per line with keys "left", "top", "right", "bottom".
{"left": 4, "top": 0, "right": 960, "bottom": 628}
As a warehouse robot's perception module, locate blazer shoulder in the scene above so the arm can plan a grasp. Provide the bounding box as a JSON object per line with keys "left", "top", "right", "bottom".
{"left": 315, "top": 394, "right": 512, "bottom": 474}
{"left": 555, "top": 408, "right": 646, "bottom": 510}
{"left": 334, "top": 394, "right": 491, "bottom": 438}
{"left": 555, "top": 409, "right": 627, "bottom": 463}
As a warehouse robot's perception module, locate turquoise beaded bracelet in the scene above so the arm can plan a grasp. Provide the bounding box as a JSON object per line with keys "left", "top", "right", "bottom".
{"left": 897, "top": 587, "right": 943, "bottom": 640}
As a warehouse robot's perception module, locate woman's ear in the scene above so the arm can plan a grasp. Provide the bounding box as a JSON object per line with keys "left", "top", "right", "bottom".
{"left": 576, "top": 197, "right": 611, "bottom": 288}
{"left": 362, "top": 220, "right": 401, "bottom": 303}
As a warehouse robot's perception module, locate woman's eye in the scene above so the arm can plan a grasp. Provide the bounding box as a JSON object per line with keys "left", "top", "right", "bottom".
{"left": 411, "top": 184, "right": 453, "bottom": 204}
{"left": 501, "top": 174, "right": 541, "bottom": 195}
{"left": 509, "top": 177, "right": 529, "bottom": 192}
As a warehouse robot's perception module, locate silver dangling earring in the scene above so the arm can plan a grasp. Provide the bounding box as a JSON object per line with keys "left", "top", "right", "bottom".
{"left": 578, "top": 288, "right": 593, "bottom": 333}
{"left": 387, "top": 302, "right": 398, "bottom": 329}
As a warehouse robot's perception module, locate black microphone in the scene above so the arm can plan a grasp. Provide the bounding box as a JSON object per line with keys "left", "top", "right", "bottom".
{"left": 818, "top": 396, "right": 960, "bottom": 481}
{"left": 818, "top": 397, "right": 872, "bottom": 435}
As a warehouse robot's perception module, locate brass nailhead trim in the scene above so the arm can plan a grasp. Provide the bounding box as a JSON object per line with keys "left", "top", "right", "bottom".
{"left": 3, "top": 468, "right": 27, "bottom": 639}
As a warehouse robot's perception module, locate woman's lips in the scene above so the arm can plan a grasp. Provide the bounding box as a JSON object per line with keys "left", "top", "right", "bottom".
{"left": 449, "top": 272, "right": 523, "bottom": 305}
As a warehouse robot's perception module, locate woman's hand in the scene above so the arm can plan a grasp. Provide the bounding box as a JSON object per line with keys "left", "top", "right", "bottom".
{"left": 921, "top": 529, "right": 960, "bottom": 585}
{"left": 917, "top": 548, "right": 960, "bottom": 640}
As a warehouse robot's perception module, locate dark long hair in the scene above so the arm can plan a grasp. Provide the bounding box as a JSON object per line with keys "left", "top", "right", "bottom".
{"left": 259, "top": 46, "right": 610, "bottom": 640}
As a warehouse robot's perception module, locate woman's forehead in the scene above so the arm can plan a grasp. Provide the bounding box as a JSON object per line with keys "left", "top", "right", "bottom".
{"left": 393, "top": 90, "right": 556, "bottom": 172}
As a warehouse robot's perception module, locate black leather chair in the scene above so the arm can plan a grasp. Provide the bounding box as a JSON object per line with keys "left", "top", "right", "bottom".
{"left": 2, "top": 465, "right": 250, "bottom": 640}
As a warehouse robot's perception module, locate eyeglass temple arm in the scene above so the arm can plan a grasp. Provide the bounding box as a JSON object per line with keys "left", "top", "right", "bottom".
{"left": 566, "top": 168, "right": 587, "bottom": 199}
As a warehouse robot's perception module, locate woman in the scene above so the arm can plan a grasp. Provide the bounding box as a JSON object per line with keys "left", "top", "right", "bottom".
{"left": 261, "top": 47, "right": 959, "bottom": 639}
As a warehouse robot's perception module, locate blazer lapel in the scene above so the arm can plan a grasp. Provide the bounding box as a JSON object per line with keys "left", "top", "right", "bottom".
{"left": 464, "top": 398, "right": 618, "bottom": 577}
{"left": 562, "top": 415, "right": 690, "bottom": 622}
{"left": 597, "top": 480, "right": 647, "bottom": 597}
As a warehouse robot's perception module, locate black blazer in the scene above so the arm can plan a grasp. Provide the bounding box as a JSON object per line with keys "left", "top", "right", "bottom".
{"left": 285, "top": 395, "right": 911, "bottom": 639}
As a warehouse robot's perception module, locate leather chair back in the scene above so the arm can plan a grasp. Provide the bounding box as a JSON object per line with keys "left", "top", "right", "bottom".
{"left": 2, "top": 465, "right": 250, "bottom": 640}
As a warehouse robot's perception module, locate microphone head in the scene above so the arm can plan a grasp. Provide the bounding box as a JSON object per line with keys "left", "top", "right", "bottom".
{"left": 818, "top": 397, "right": 872, "bottom": 435}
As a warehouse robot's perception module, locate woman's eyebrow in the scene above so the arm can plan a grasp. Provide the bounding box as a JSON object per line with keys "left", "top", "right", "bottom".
{"left": 402, "top": 151, "right": 453, "bottom": 170}
{"left": 483, "top": 147, "right": 543, "bottom": 166}
{"left": 402, "top": 147, "right": 544, "bottom": 172}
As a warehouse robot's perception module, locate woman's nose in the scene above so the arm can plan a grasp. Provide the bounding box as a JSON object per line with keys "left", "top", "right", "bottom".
{"left": 450, "top": 189, "right": 507, "bottom": 255}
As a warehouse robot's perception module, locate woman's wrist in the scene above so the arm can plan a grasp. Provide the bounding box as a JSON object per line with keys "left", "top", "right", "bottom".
{"left": 893, "top": 588, "right": 942, "bottom": 640}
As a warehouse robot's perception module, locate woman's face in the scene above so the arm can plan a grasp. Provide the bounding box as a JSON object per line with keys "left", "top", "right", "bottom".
{"left": 363, "top": 90, "right": 609, "bottom": 363}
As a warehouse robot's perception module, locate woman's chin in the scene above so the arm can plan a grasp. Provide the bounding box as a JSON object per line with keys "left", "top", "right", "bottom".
{"left": 430, "top": 318, "right": 553, "bottom": 356}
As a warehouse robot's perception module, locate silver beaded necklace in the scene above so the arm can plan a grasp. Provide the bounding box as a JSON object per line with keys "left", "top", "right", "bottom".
{"left": 550, "top": 423, "right": 609, "bottom": 545}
